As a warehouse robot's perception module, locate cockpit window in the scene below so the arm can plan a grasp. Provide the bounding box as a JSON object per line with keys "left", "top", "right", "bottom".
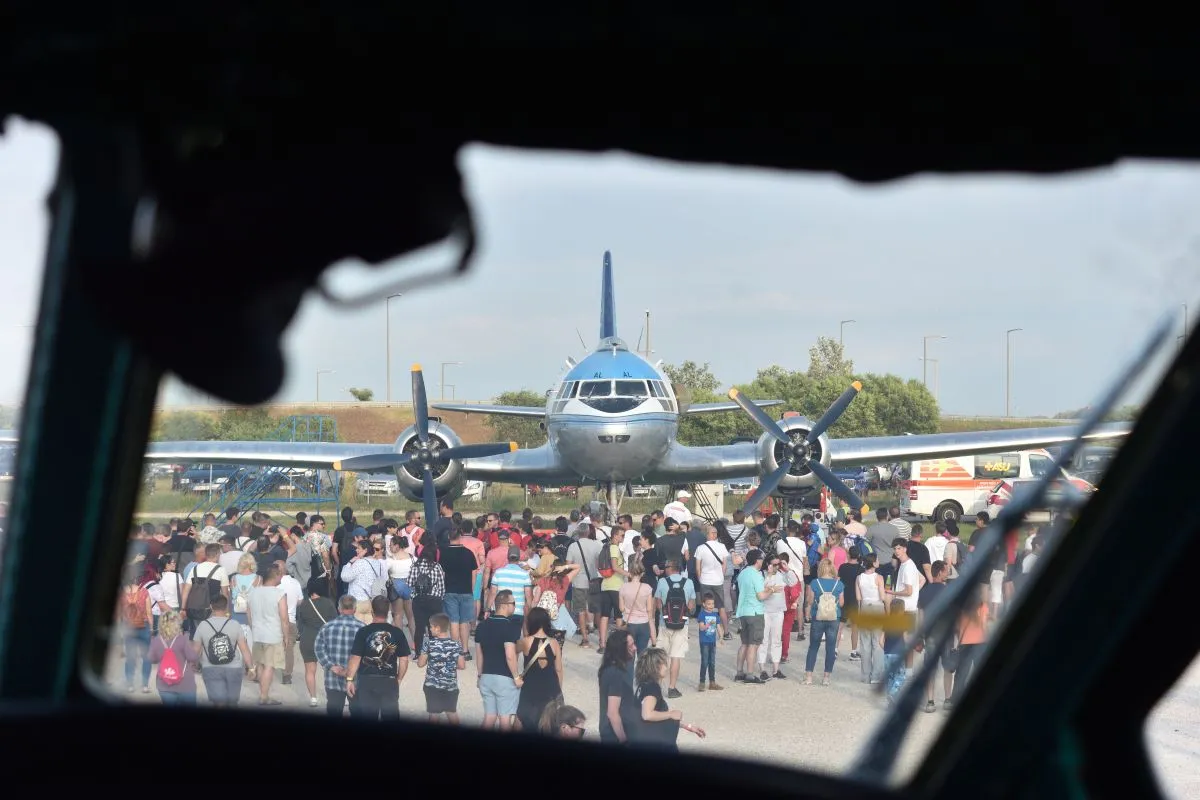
{"left": 649, "top": 381, "right": 664, "bottom": 398}
{"left": 614, "top": 380, "right": 647, "bottom": 397}
{"left": 578, "top": 381, "right": 612, "bottom": 398}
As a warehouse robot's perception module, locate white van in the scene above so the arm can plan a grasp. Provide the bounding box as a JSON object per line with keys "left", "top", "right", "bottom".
{"left": 899, "top": 449, "right": 1063, "bottom": 522}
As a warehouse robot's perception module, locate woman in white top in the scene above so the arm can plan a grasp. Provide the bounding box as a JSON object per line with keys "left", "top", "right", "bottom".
{"left": 855, "top": 553, "right": 887, "bottom": 684}
{"left": 157, "top": 553, "right": 183, "bottom": 611}
{"left": 758, "top": 555, "right": 796, "bottom": 680}
{"left": 339, "top": 539, "right": 386, "bottom": 622}
{"left": 387, "top": 535, "right": 415, "bottom": 641}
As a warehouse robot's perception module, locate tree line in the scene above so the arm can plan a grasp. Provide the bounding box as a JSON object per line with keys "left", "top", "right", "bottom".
{"left": 150, "top": 408, "right": 341, "bottom": 443}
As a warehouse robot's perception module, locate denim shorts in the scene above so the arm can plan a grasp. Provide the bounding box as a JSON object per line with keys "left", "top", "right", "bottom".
{"left": 443, "top": 593, "right": 475, "bottom": 624}
{"left": 478, "top": 673, "right": 519, "bottom": 716}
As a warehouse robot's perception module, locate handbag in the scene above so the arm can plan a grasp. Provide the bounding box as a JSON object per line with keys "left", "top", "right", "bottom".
{"left": 386, "top": 575, "right": 412, "bottom": 601}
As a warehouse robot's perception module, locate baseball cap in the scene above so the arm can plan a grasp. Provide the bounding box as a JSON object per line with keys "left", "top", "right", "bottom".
{"left": 507, "top": 545, "right": 521, "bottom": 560}
{"left": 676, "top": 490, "right": 691, "bottom": 499}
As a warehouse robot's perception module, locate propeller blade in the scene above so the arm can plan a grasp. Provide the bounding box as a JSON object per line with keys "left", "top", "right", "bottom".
{"left": 332, "top": 453, "right": 413, "bottom": 472}
{"left": 728, "top": 389, "right": 790, "bottom": 446}
{"left": 421, "top": 465, "right": 438, "bottom": 531}
{"left": 741, "top": 459, "right": 793, "bottom": 515}
{"left": 440, "top": 442, "right": 518, "bottom": 461}
{"left": 806, "top": 381, "right": 862, "bottom": 444}
{"left": 810, "top": 459, "right": 869, "bottom": 514}
{"left": 412, "top": 364, "right": 430, "bottom": 443}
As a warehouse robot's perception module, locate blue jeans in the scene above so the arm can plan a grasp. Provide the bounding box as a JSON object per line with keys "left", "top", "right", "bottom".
{"left": 627, "top": 622, "right": 651, "bottom": 654}
{"left": 805, "top": 620, "right": 840, "bottom": 674}
{"left": 160, "top": 691, "right": 197, "bottom": 707}
{"left": 699, "top": 642, "right": 716, "bottom": 683}
{"left": 884, "top": 653, "right": 906, "bottom": 698}
{"left": 124, "top": 626, "right": 152, "bottom": 688}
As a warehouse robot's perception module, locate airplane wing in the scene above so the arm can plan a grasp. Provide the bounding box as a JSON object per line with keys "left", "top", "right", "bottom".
{"left": 825, "top": 422, "right": 1132, "bottom": 465}
{"left": 640, "top": 440, "right": 762, "bottom": 483}
{"left": 429, "top": 403, "right": 544, "bottom": 418}
{"left": 143, "top": 441, "right": 398, "bottom": 469}
{"left": 458, "top": 442, "right": 576, "bottom": 485}
{"left": 684, "top": 400, "right": 783, "bottom": 415}
{"left": 146, "top": 439, "right": 578, "bottom": 483}
{"left": 632, "top": 422, "right": 1133, "bottom": 484}
{"left": 0, "top": 430, "right": 17, "bottom": 443}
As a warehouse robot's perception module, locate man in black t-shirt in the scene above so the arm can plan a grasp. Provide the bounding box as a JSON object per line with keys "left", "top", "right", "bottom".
{"left": 906, "top": 524, "right": 932, "bottom": 584}
{"left": 346, "top": 596, "right": 411, "bottom": 721}
{"left": 431, "top": 500, "right": 456, "bottom": 550}
{"left": 439, "top": 528, "right": 480, "bottom": 658}
{"left": 475, "top": 589, "right": 523, "bottom": 732}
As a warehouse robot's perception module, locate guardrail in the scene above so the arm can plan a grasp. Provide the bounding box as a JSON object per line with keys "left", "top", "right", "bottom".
{"left": 940, "top": 415, "right": 1080, "bottom": 424}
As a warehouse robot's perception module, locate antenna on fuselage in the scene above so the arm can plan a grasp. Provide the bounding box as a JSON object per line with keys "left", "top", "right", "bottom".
{"left": 575, "top": 328, "right": 588, "bottom": 350}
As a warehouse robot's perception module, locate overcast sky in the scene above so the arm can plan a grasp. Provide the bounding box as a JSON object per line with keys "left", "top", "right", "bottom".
{"left": 2, "top": 118, "right": 1198, "bottom": 418}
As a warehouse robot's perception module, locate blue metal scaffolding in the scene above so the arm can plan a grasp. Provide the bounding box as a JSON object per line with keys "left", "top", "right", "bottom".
{"left": 186, "top": 415, "right": 343, "bottom": 518}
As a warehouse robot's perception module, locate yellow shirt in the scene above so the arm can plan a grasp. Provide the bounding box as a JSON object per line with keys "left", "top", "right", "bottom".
{"left": 600, "top": 543, "right": 625, "bottom": 592}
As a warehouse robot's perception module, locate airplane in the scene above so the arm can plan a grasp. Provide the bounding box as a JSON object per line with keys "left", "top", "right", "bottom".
{"left": 0, "top": 252, "right": 1133, "bottom": 524}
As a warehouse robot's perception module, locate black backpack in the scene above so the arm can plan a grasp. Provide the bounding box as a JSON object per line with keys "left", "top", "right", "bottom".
{"left": 551, "top": 535, "right": 572, "bottom": 563}
{"left": 185, "top": 564, "right": 217, "bottom": 622}
{"left": 204, "top": 617, "right": 236, "bottom": 666}
{"left": 411, "top": 562, "right": 434, "bottom": 598}
{"left": 663, "top": 575, "right": 689, "bottom": 630}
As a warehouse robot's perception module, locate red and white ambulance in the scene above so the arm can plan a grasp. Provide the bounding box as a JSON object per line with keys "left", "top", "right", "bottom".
{"left": 899, "top": 449, "right": 1092, "bottom": 522}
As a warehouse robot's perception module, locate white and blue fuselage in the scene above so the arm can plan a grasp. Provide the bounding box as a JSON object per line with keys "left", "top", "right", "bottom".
{"left": 545, "top": 337, "right": 679, "bottom": 482}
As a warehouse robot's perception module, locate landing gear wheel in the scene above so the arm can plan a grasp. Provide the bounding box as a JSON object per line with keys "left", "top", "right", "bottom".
{"left": 932, "top": 500, "right": 963, "bottom": 523}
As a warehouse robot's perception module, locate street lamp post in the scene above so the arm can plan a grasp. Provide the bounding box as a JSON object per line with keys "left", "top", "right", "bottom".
{"left": 918, "top": 357, "right": 940, "bottom": 404}
{"left": 440, "top": 361, "right": 462, "bottom": 401}
{"left": 922, "top": 335, "right": 946, "bottom": 388}
{"left": 1006, "top": 328, "right": 1023, "bottom": 417}
{"left": 839, "top": 319, "right": 856, "bottom": 347}
{"left": 316, "top": 369, "right": 334, "bottom": 402}
{"left": 385, "top": 293, "right": 403, "bottom": 403}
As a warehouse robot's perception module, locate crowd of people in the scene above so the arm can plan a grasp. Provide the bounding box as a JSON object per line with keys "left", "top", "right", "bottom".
{"left": 114, "top": 494, "right": 1043, "bottom": 745}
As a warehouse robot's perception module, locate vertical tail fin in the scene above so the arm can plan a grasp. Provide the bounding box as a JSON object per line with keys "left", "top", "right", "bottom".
{"left": 600, "top": 250, "right": 617, "bottom": 341}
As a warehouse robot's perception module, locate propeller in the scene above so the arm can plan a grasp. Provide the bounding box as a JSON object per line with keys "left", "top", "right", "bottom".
{"left": 729, "top": 382, "right": 869, "bottom": 515}
{"left": 334, "top": 364, "right": 517, "bottom": 522}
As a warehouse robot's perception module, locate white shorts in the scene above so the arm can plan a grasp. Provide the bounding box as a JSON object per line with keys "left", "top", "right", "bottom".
{"left": 660, "top": 626, "right": 689, "bottom": 659}
{"left": 989, "top": 570, "right": 1005, "bottom": 604}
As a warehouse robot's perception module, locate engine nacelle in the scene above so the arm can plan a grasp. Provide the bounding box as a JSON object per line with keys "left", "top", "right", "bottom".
{"left": 756, "top": 416, "right": 833, "bottom": 495}
{"left": 392, "top": 422, "right": 468, "bottom": 504}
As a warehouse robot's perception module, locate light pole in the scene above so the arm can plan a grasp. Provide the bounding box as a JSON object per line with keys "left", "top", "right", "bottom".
{"left": 385, "top": 293, "right": 403, "bottom": 403}
{"left": 440, "top": 361, "right": 462, "bottom": 401}
{"left": 1006, "top": 328, "right": 1023, "bottom": 417}
{"left": 316, "top": 369, "right": 334, "bottom": 402}
{"left": 839, "top": 319, "right": 856, "bottom": 347}
{"left": 918, "top": 357, "right": 940, "bottom": 404}
{"left": 922, "top": 335, "right": 946, "bottom": 387}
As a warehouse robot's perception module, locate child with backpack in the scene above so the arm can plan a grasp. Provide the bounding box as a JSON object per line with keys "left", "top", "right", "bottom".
{"left": 148, "top": 609, "right": 201, "bottom": 706}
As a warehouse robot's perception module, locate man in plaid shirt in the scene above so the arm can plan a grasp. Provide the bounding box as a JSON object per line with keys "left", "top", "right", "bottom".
{"left": 314, "top": 595, "right": 366, "bottom": 717}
